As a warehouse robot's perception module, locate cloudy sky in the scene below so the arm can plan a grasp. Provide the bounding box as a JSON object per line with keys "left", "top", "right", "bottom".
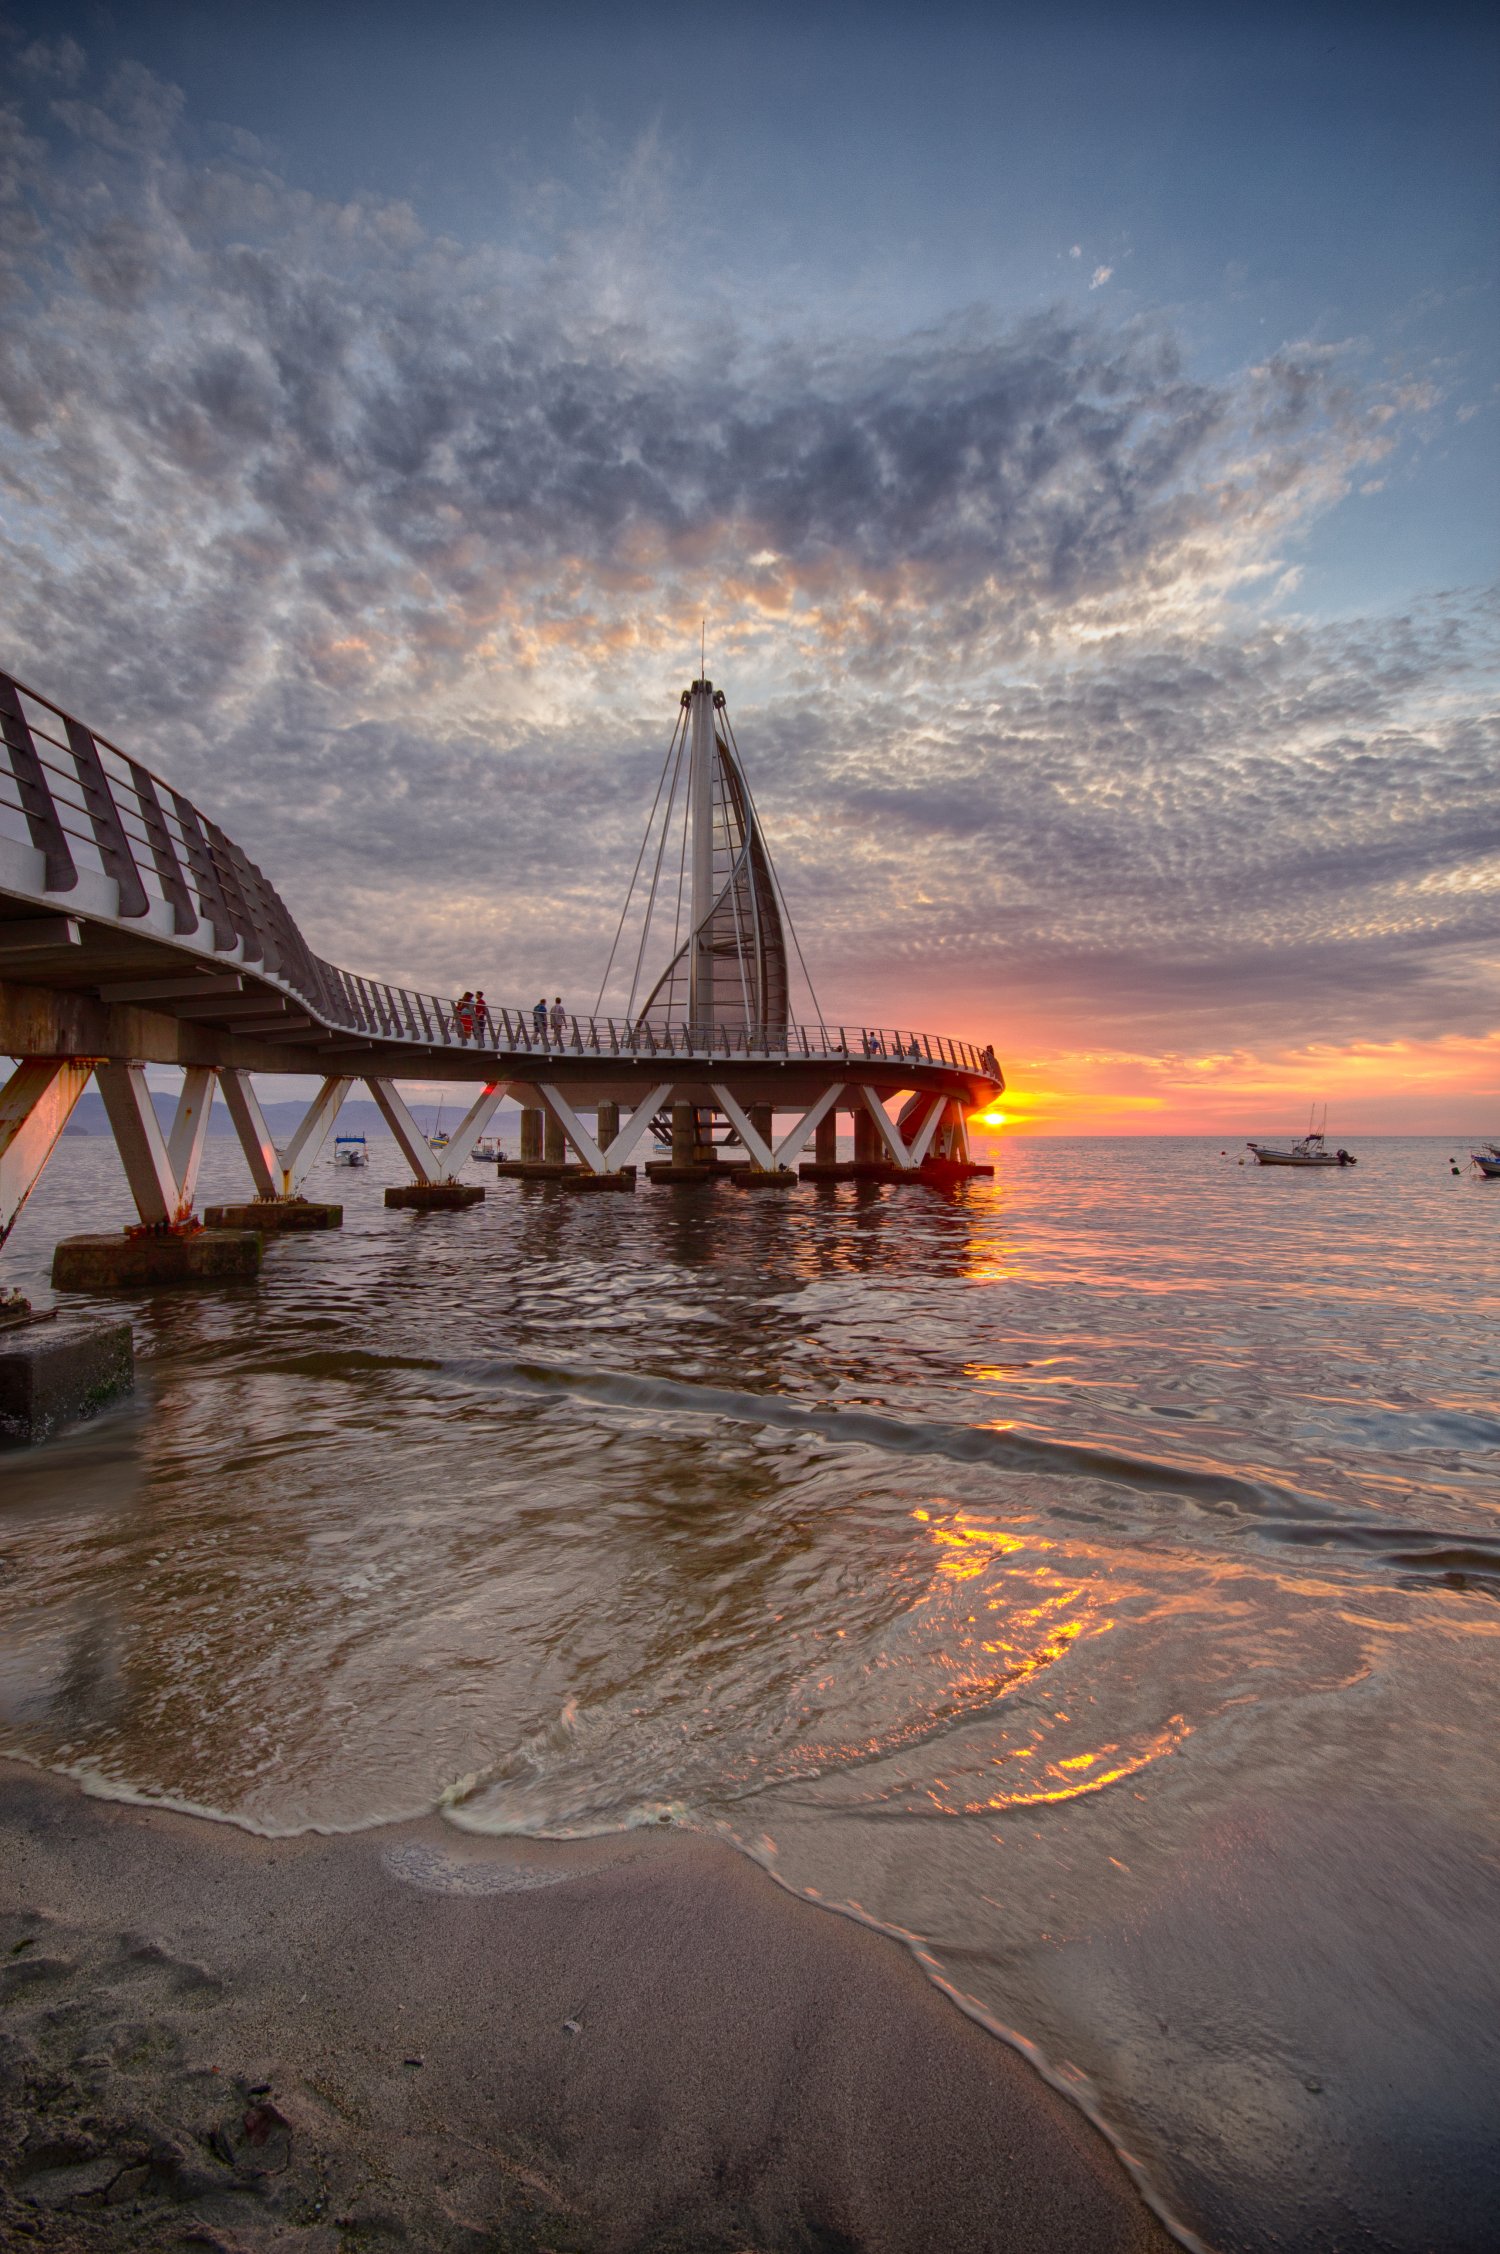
{"left": 2, "top": 0, "right": 1496, "bottom": 1130}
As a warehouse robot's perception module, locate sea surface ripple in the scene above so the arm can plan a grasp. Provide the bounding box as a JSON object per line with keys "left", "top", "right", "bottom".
{"left": 1, "top": 1131, "right": 1497, "bottom": 2252}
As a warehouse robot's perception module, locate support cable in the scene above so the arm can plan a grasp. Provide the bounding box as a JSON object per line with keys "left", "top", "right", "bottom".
{"left": 720, "top": 705, "right": 826, "bottom": 1032}
{"left": 595, "top": 708, "right": 684, "bottom": 1017}
{"left": 626, "top": 714, "right": 690, "bottom": 1026}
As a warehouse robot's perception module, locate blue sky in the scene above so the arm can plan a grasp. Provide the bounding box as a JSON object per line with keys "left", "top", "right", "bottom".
{"left": 1, "top": 1, "right": 1496, "bottom": 1124}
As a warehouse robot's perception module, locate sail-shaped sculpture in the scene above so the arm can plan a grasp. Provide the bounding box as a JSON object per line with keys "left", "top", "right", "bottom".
{"left": 608, "top": 678, "right": 798, "bottom": 1042}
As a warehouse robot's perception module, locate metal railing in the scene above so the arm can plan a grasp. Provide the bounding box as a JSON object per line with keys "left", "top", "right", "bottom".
{"left": 0, "top": 672, "right": 1002, "bottom": 1086}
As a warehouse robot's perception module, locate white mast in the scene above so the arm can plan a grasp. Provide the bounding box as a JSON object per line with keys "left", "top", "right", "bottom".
{"left": 688, "top": 675, "right": 715, "bottom": 1030}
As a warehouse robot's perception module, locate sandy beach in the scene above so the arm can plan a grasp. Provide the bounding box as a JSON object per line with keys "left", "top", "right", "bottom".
{"left": 0, "top": 1761, "right": 1175, "bottom": 2253}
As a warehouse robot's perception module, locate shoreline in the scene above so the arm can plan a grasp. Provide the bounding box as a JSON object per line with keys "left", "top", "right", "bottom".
{"left": 1, "top": 1759, "right": 1177, "bottom": 2252}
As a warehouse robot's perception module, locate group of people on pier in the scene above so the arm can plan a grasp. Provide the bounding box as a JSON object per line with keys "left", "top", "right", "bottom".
{"left": 451, "top": 992, "right": 571, "bottom": 1045}
{"left": 451, "top": 991, "right": 491, "bottom": 1042}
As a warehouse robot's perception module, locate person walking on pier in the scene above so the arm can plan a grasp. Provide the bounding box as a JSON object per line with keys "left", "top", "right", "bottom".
{"left": 533, "top": 997, "right": 547, "bottom": 1042}
{"left": 454, "top": 991, "right": 475, "bottom": 1041}
{"left": 474, "top": 991, "right": 491, "bottom": 1042}
{"left": 549, "top": 996, "right": 567, "bottom": 1046}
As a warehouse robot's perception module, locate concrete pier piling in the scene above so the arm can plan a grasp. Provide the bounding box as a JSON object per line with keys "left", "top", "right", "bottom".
{"left": 800, "top": 1107, "right": 853, "bottom": 1180}
{"left": 919, "top": 1157, "right": 995, "bottom": 1182}
{"left": 648, "top": 1101, "right": 720, "bottom": 1184}
{"left": 51, "top": 1228, "right": 262, "bottom": 1291}
{"left": 520, "top": 1109, "right": 544, "bottom": 1162}
{"left": 384, "top": 1183, "right": 485, "bottom": 1211}
{"left": 0, "top": 1307, "right": 134, "bottom": 1446}
{"left": 203, "top": 1200, "right": 343, "bottom": 1231}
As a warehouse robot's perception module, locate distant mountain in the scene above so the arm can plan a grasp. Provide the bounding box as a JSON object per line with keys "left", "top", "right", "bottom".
{"left": 62, "top": 1091, "right": 525, "bottom": 1139}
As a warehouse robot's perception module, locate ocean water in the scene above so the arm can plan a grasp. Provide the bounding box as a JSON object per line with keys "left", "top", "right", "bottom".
{"left": 2, "top": 1131, "right": 1497, "bottom": 2251}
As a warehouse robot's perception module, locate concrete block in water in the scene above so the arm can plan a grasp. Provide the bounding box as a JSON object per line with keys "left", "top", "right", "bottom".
{"left": 384, "top": 1183, "right": 485, "bottom": 1210}
{"left": 0, "top": 1314, "right": 134, "bottom": 1445}
{"left": 560, "top": 1169, "right": 635, "bottom": 1192}
{"left": 728, "top": 1168, "right": 798, "bottom": 1190}
{"left": 51, "top": 1230, "right": 262, "bottom": 1291}
{"left": 203, "top": 1201, "right": 343, "bottom": 1230}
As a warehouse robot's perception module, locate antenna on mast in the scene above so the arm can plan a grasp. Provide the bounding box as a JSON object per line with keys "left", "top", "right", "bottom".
{"left": 701, "top": 617, "right": 706, "bottom": 676}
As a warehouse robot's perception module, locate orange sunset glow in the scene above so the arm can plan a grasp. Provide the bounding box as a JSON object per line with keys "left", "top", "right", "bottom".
{"left": 964, "top": 1030, "right": 1500, "bottom": 1137}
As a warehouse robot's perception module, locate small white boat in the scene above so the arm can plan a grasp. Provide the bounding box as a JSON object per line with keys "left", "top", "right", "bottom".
{"left": 472, "top": 1136, "right": 507, "bottom": 1163}
{"left": 1246, "top": 1131, "right": 1356, "bottom": 1168}
{"left": 333, "top": 1132, "right": 368, "bottom": 1168}
{"left": 1471, "top": 1144, "right": 1500, "bottom": 1179}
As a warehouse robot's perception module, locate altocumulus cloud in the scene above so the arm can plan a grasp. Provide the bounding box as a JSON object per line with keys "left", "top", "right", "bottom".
{"left": 0, "top": 42, "right": 1494, "bottom": 1053}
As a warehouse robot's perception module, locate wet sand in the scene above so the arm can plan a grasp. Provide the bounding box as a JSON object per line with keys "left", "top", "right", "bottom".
{"left": 0, "top": 1761, "right": 1176, "bottom": 2252}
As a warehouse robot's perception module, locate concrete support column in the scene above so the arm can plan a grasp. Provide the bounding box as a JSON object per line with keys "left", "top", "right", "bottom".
{"left": 597, "top": 1101, "right": 620, "bottom": 1149}
{"left": 280, "top": 1077, "right": 353, "bottom": 1194}
{"left": 544, "top": 1110, "right": 567, "bottom": 1165}
{"left": 217, "top": 1068, "right": 278, "bottom": 1199}
{"left": 748, "top": 1105, "right": 772, "bottom": 1158}
{"left": 520, "top": 1108, "right": 544, "bottom": 1162}
{"left": 166, "top": 1068, "right": 216, "bottom": 1213}
{"left": 1, "top": 1059, "right": 95, "bottom": 1248}
{"left": 854, "top": 1106, "right": 881, "bottom": 1165}
{"left": 95, "top": 1063, "right": 185, "bottom": 1224}
{"left": 814, "top": 1109, "right": 838, "bottom": 1166}
{"left": 671, "top": 1103, "right": 695, "bottom": 1165}
{"left": 366, "top": 1081, "right": 441, "bottom": 1185}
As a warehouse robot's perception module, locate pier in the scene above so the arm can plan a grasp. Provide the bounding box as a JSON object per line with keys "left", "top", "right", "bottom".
{"left": 1, "top": 667, "right": 1002, "bottom": 1427}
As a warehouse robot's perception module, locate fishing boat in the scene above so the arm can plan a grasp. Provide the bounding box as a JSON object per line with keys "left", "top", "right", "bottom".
{"left": 1246, "top": 1131, "right": 1356, "bottom": 1168}
{"left": 472, "top": 1136, "right": 507, "bottom": 1163}
{"left": 333, "top": 1132, "right": 368, "bottom": 1168}
{"left": 1471, "top": 1143, "right": 1500, "bottom": 1178}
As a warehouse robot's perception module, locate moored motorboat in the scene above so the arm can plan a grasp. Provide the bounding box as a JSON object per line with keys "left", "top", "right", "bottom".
{"left": 1471, "top": 1144, "right": 1500, "bottom": 1178}
{"left": 1246, "top": 1131, "right": 1356, "bottom": 1168}
{"left": 333, "top": 1132, "right": 368, "bottom": 1168}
